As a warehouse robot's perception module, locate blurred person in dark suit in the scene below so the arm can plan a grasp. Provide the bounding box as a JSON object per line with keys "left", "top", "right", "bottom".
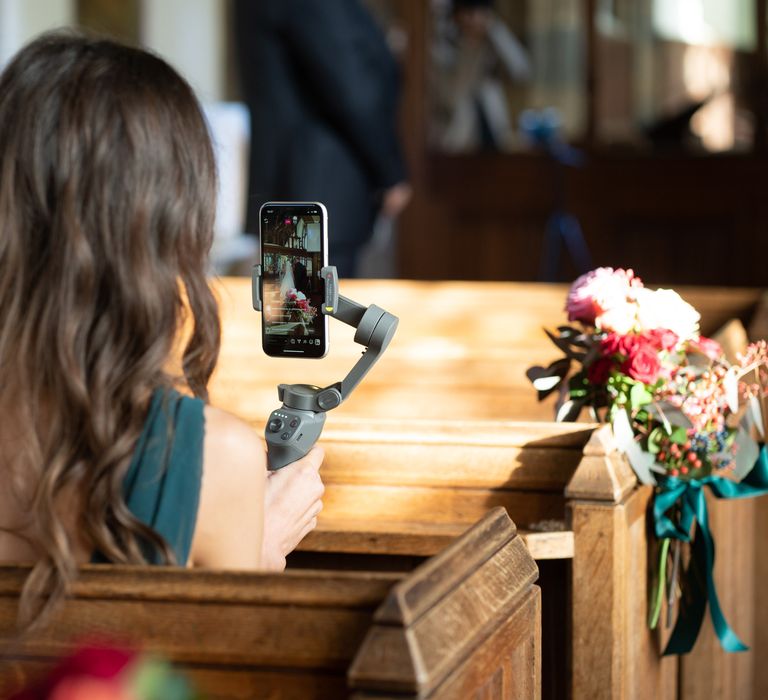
{"left": 233, "top": 0, "right": 411, "bottom": 277}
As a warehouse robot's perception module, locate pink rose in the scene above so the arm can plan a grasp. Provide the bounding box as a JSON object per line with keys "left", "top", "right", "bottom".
{"left": 688, "top": 336, "right": 723, "bottom": 361}
{"left": 565, "top": 267, "right": 642, "bottom": 326}
{"left": 621, "top": 343, "right": 661, "bottom": 384}
{"left": 646, "top": 328, "right": 679, "bottom": 352}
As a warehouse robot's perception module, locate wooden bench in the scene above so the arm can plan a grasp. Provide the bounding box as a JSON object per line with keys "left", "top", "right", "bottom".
{"left": 209, "top": 278, "right": 768, "bottom": 698}
{"left": 209, "top": 278, "right": 768, "bottom": 424}
{"left": 0, "top": 509, "right": 540, "bottom": 699}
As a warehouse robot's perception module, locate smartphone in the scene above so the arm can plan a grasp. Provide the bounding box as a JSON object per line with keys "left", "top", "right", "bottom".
{"left": 259, "top": 202, "right": 329, "bottom": 358}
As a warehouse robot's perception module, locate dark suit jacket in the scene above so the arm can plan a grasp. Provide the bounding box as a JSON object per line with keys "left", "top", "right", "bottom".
{"left": 234, "top": 0, "right": 407, "bottom": 272}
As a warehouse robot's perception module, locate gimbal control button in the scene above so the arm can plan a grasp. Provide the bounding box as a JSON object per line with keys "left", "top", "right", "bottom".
{"left": 281, "top": 432, "right": 290, "bottom": 440}
{"left": 317, "top": 389, "right": 341, "bottom": 410}
{"left": 268, "top": 418, "right": 284, "bottom": 433}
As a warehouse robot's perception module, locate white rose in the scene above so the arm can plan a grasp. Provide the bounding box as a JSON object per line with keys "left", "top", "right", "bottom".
{"left": 635, "top": 288, "right": 700, "bottom": 340}
{"left": 595, "top": 301, "right": 638, "bottom": 335}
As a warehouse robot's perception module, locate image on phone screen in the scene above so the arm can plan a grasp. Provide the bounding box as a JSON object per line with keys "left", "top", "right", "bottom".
{"left": 260, "top": 202, "right": 329, "bottom": 358}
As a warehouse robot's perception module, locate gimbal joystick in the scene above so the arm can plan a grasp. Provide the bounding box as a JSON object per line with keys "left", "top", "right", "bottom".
{"left": 252, "top": 265, "right": 398, "bottom": 470}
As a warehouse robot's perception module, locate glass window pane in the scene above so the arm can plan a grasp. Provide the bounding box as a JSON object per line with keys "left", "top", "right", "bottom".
{"left": 595, "top": 0, "right": 757, "bottom": 152}
{"left": 428, "top": 0, "right": 586, "bottom": 153}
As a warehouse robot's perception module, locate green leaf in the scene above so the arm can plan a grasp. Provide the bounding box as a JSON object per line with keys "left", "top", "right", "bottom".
{"left": 647, "top": 427, "right": 664, "bottom": 454}
{"left": 670, "top": 426, "right": 688, "bottom": 444}
{"left": 629, "top": 382, "right": 653, "bottom": 408}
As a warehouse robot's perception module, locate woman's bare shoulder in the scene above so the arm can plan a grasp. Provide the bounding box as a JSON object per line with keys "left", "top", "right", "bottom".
{"left": 190, "top": 406, "right": 267, "bottom": 569}
{"left": 203, "top": 405, "right": 265, "bottom": 458}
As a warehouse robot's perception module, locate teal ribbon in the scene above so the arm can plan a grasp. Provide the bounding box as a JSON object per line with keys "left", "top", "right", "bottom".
{"left": 653, "top": 445, "right": 768, "bottom": 655}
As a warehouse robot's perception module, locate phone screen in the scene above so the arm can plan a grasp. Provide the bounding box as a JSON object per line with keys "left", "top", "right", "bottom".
{"left": 260, "top": 202, "right": 329, "bottom": 358}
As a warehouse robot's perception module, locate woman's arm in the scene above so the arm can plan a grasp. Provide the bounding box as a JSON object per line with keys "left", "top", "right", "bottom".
{"left": 189, "top": 406, "right": 324, "bottom": 570}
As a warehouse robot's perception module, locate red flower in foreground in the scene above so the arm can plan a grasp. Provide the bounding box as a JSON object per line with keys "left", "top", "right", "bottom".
{"left": 587, "top": 357, "right": 613, "bottom": 385}
{"left": 11, "top": 646, "right": 135, "bottom": 700}
{"left": 622, "top": 343, "right": 661, "bottom": 384}
{"left": 601, "top": 332, "right": 642, "bottom": 358}
{"left": 50, "top": 677, "right": 133, "bottom": 700}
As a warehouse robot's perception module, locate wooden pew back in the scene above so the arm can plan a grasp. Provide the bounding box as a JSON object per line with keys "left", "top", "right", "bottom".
{"left": 0, "top": 510, "right": 540, "bottom": 700}
{"left": 300, "top": 418, "right": 593, "bottom": 560}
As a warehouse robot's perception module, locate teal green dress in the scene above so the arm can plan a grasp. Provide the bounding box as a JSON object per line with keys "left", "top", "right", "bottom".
{"left": 104, "top": 388, "right": 205, "bottom": 565}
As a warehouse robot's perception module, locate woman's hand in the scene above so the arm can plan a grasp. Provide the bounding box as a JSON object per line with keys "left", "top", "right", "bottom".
{"left": 261, "top": 447, "right": 325, "bottom": 571}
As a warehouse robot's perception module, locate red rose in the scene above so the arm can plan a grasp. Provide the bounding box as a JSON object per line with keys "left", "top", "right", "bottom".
{"left": 621, "top": 343, "right": 661, "bottom": 384}
{"left": 587, "top": 357, "right": 613, "bottom": 385}
{"left": 600, "top": 333, "right": 621, "bottom": 356}
{"left": 600, "top": 332, "right": 640, "bottom": 358}
{"left": 646, "top": 328, "right": 679, "bottom": 352}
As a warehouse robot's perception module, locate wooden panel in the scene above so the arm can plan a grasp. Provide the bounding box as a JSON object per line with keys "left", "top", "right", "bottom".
{"left": 0, "top": 568, "right": 394, "bottom": 698}
{"left": 567, "top": 425, "right": 678, "bottom": 700}
{"left": 0, "top": 565, "right": 399, "bottom": 605}
{"left": 569, "top": 487, "right": 677, "bottom": 700}
{"left": 754, "top": 496, "right": 768, "bottom": 697}
{"left": 401, "top": 151, "right": 768, "bottom": 287}
{"left": 680, "top": 495, "right": 756, "bottom": 700}
{"left": 349, "top": 509, "right": 540, "bottom": 699}
{"left": 316, "top": 419, "right": 594, "bottom": 491}
{"left": 318, "top": 483, "right": 564, "bottom": 528}
{"left": 300, "top": 519, "right": 573, "bottom": 560}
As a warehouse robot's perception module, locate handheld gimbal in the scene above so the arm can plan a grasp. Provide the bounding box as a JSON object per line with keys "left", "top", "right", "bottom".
{"left": 252, "top": 265, "right": 398, "bottom": 470}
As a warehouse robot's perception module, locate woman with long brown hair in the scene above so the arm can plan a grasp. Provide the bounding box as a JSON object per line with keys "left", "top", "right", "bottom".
{"left": 0, "top": 33, "right": 324, "bottom": 630}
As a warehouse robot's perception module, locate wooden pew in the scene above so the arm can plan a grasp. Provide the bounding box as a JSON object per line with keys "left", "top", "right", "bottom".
{"left": 208, "top": 278, "right": 768, "bottom": 699}
{"left": 294, "top": 417, "right": 671, "bottom": 699}
{"left": 0, "top": 509, "right": 540, "bottom": 700}
{"left": 209, "top": 278, "right": 768, "bottom": 424}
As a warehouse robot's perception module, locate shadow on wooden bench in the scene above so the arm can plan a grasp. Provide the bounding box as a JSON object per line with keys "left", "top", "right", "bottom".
{"left": 0, "top": 509, "right": 540, "bottom": 700}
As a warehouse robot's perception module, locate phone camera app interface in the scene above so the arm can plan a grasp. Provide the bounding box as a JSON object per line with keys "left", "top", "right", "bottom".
{"left": 262, "top": 206, "right": 324, "bottom": 349}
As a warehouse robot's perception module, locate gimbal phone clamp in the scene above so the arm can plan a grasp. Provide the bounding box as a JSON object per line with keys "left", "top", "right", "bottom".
{"left": 252, "top": 265, "right": 398, "bottom": 470}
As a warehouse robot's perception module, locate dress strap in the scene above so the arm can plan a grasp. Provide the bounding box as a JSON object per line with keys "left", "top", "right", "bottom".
{"left": 120, "top": 388, "right": 205, "bottom": 565}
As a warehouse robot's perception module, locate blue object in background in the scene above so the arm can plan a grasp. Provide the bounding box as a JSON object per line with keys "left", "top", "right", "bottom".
{"left": 519, "top": 108, "right": 592, "bottom": 282}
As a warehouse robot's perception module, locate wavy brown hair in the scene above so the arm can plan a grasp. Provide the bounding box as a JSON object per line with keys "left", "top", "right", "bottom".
{"left": 0, "top": 33, "right": 220, "bottom": 629}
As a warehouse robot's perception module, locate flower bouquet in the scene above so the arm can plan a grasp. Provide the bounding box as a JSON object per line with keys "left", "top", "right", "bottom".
{"left": 284, "top": 289, "right": 317, "bottom": 325}
{"left": 528, "top": 267, "right": 768, "bottom": 655}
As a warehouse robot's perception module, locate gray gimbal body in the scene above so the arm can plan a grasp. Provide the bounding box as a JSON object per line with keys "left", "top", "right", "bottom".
{"left": 252, "top": 265, "right": 398, "bottom": 470}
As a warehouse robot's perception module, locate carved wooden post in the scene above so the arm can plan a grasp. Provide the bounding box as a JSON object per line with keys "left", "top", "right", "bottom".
{"left": 566, "top": 425, "right": 677, "bottom": 699}
{"left": 348, "top": 508, "right": 541, "bottom": 699}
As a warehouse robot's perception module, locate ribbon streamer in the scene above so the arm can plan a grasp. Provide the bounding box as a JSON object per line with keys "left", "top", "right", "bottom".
{"left": 653, "top": 445, "right": 768, "bottom": 655}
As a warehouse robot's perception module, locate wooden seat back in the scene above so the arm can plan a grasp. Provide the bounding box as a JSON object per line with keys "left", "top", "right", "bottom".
{"left": 300, "top": 418, "right": 594, "bottom": 559}
{"left": 0, "top": 509, "right": 540, "bottom": 700}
